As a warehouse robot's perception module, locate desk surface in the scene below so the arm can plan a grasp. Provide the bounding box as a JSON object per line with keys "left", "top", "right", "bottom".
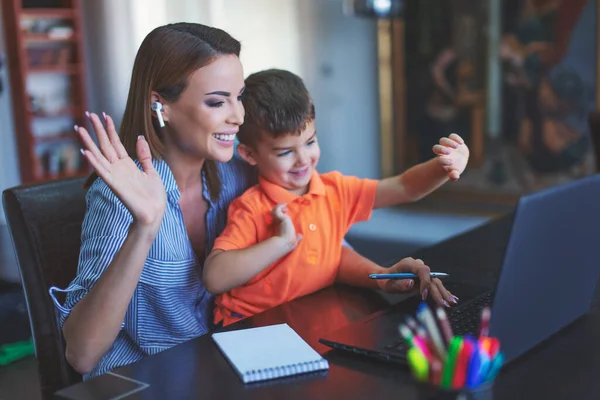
{"left": 55, "top": 215, "right": 600, "bottom": 400}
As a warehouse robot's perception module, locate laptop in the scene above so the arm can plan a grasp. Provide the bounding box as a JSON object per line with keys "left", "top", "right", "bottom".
{"left": 320, "top": 174, "right": 600, "bottom": 365}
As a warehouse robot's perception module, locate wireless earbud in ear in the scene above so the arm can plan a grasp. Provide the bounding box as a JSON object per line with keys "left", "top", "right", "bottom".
{"left": 151, "top": 101, "right": 165, "bottom": 128}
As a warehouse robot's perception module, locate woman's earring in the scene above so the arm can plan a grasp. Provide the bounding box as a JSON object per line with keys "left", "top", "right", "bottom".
{"left": 151, "top": 101, "right": 165, "bottom": 128}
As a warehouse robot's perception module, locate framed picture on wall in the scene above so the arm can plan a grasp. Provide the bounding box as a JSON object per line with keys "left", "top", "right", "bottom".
{"left": 381, "top": 0, "right": 599, "bottom": 212}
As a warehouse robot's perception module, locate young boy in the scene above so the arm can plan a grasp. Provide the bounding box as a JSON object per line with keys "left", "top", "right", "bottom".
{"left": 203, "top": 69, "right": 469, "bottom": 326}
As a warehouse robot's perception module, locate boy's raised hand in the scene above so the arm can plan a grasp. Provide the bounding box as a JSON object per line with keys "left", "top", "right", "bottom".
{"left": 432, "top": 133, "right": 469, "bottom": 181}
{"left": 271, "top": 204, "right": 303, "bottom": 250}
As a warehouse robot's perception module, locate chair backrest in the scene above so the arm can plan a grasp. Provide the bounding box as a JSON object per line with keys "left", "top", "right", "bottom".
{"left": 588, "top": 111, "right": 600, "bottom": 173}
{"left": 2, "top": 177, "right": 86, "bottom": 399}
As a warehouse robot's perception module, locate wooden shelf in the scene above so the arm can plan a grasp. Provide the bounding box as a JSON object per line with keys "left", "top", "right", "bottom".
{"left": 28, "top": 63, "right": 80, "bottom": 74}
{"left": 34, "top": 132, "right": 77, "bottom": 144}
{"left": 3, "top": 1, "right": 88, "bottom": 184}
{"left": 20, "top": 8, "right": 75, "bottom": 19}
{"left": 29, "top": 106, "right": 80, "bottom": 118}
{"left": 24, "top": 33, "right": 75, "bottom": 43}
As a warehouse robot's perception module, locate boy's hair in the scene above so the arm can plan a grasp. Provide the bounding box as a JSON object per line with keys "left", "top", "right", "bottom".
{"left": 238, "top": 69, "right": 315, "bottom": 148}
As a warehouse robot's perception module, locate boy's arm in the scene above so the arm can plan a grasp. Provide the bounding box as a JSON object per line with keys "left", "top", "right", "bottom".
{"left": 204, "top": 239, "right": 294, "bottom": 294}
{"left": 336, "top": 246, "right": 390, "bottom": 289}
{"left": 203, "top": 204, "right": 301, "bottom": 294}
{"left": 374, "top": 134, "right": 469, "bottom": 209}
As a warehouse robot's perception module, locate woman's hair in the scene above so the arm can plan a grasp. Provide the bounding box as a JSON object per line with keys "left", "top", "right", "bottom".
{"left": 85, "top": 23, "right": 241, "bottom": 201}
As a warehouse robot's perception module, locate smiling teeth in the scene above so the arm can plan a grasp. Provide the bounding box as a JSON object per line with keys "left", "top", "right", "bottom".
{"left": 213, "top": 133, "right": 236, "bottom": 141}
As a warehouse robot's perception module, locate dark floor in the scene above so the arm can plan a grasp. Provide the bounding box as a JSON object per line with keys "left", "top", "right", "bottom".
{"left": 0, "top": 224, "right": 41, "bottom": 400}
{"left": 0, "top": 356, "right": 40, "bottom": 400}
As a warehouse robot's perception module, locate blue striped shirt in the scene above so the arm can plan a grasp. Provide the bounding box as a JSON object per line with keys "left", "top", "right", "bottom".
{"left": 49, "top": 157, "right": 256, "bottom": 380}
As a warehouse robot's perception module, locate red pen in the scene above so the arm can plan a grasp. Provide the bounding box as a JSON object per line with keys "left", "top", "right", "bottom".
{"left": 479, "top": 306, "right": 491, "bottom": 337}
{"left": 430, "top": 359, "right": 443, "bottom": 386}
{"left": 452, "top": 338, "right": 475, "bottom": 389}
{"left": 487, "top": 337, "right": 500, "bottom": 359}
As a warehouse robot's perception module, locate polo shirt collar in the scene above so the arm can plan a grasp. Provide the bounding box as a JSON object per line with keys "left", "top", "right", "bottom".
{"left": 259, "top": 171, "right": 325, "bottom": 204}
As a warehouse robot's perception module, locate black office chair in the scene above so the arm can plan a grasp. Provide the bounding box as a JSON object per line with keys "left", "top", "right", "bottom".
{"left": 588, "top": 111, "right": 600, "bottom": 173}
{"left": 2, "top": 177, "right": 86, "bottom": 399}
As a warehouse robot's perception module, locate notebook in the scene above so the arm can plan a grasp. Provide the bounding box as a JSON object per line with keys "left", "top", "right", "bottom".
{"left": 212, "top": 323, "right": 329, "bottom": 384}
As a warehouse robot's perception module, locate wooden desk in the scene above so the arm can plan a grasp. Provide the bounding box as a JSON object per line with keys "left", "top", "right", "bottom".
{"left": 55, "top": 215, "right": 600, "bottom": 399}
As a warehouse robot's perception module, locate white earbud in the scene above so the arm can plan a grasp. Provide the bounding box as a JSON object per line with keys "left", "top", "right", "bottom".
{"left": 151, "top": 101, "right": 165, "bottom": 128}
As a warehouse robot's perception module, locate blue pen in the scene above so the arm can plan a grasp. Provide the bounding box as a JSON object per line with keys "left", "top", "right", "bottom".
{"left": 476, "top": 348, "right": 491, "bottom": 387}
{"left": 369, "top": 272, "right": 449, "bottom": 280}
{"left": 465, "top": 341, "right": 483, "bottom": 389}
{"left": 484, "top": 352, "right": 504, "bottom": 382}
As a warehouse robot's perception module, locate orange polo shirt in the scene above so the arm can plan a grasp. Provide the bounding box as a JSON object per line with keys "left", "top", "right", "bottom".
{"left": 212, "top": 170, "right": 379, "bottom": 326}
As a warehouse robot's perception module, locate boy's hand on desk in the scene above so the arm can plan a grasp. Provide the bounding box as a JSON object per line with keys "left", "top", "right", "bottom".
{"left": 432, "top": 133, "right": 469, "bottom": 181}
{"left": 271, "top": 204, "right": 303, "bottom": 250}
{"left": 377, "top": 257, "right": 458, "bottom": 308}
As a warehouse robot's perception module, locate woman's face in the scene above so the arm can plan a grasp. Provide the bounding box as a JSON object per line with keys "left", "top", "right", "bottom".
{"left": 162, "top": 54, "right": 245, "bottom": 163}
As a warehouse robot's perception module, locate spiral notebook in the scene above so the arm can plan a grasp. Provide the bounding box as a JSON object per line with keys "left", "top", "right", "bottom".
{"left": 212, "top": 323, "right": 329, "bottom": 384}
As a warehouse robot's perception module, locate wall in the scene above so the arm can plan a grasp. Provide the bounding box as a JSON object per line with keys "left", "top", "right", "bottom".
{"left": 0, "top": 5, "right": 21, "bottom": 226}
{"left": 54, "top": 0, "right": 489, "bottom": 254}
{"left": 297, "top": 0, "right": 488, "bottom": 248}
{"left": 80, "top": 0, "right": 488, "bottom": 251}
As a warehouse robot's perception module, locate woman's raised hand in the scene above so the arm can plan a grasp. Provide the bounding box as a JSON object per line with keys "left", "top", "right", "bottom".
{"left": 77, "top": 112, "right": 167, "bottom": 228}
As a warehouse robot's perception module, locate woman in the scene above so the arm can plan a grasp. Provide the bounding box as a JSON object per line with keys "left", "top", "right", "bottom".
{"left": 50, "top": 22, "right": 453, "bottom": 379}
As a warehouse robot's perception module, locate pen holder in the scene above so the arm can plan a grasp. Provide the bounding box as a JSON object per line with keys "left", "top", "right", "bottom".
{"left": 402, "top": 303, "right": 502, "bottom": 400}
{"left": 417, "top": 381, "right": 494, "bottom": 400}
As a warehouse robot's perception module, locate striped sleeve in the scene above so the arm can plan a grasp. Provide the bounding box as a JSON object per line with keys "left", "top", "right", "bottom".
{"left": 48, "top": 179, "right": 133, "bottom": 328}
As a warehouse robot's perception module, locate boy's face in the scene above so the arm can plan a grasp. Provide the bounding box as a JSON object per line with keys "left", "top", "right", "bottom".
{"left": 239, "top": 120, "right": 320, "bottom": 196}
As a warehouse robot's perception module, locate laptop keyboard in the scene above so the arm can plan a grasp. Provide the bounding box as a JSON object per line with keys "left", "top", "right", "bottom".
{"left": 384, "top": 291, "right": 493, "bottom": 356}
{"left": 447, "top": 291, "right": 493, "bottom": 335}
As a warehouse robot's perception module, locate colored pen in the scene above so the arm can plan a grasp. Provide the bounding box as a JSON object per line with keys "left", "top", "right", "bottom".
{"left": 476, "top": 343, "right": 491, "bottom": 384}
{"left": 465, "top": 344, "right": 484, "bottom": 389}
{"left": 416, "top": 303, "right": 447, "bottom": 360}
{"left": 404, "top": 315, "right": 421, "bottom": 336}
{"left": 487, "top": 337, "right": 500, "bottom": 360}
{"left": 441, "top": 336, "right": 463, "bottom": 389}
{"left": 430, "top": 358, "right": 443, "bottom": 386}
{"left": 479, "top": 306, "right": 491, "bottom": 337}
{"left": 435, "top": 307, "right": 454, "bottom": 347}
{"left": 399, "top": 324, "right": 431, "bottom": 359}
{"left": 484, "top": 352, "right": 504, "bottom": 382}
{"left": 452, "top": 337, "right": 474, "bottom": 389}
{"left": 407, "top": 347, "right": 429, "bottom": 382}
{"left": 369, "top": 272, "right": 449, "bottom": 280}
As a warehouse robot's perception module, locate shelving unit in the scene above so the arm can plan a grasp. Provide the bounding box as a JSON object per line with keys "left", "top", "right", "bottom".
{"left": 1, "top": 0, "right": 90, "bottom": 183}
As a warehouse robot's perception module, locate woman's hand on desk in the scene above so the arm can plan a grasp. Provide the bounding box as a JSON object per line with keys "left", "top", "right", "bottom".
{"left": 376, "top": 257, "right": 458, "bottom": 308}
{"left": 77, "top": 112, "right": 167, "bottom": 229}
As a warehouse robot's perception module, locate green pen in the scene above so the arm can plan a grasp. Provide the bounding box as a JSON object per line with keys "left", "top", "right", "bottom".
{"left": 441, "top": 336, "right": 463, "bottom": 389}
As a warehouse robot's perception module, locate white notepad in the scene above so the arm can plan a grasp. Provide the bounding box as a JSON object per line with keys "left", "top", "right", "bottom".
{"left": 212, "top": 323, "right": 329, "bottom": 384}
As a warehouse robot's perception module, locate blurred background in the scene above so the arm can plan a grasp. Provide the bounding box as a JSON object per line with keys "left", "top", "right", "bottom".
{"left": 0, "top": 0, "right": 596, "bottom": 397}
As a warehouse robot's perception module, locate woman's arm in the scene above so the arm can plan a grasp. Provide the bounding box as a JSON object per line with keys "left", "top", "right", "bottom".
{"left": 63, "top": 220, "right": 159, "bottom": 374}
{"left": 62, "top": 113, "right": 167, "bottom": 374}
